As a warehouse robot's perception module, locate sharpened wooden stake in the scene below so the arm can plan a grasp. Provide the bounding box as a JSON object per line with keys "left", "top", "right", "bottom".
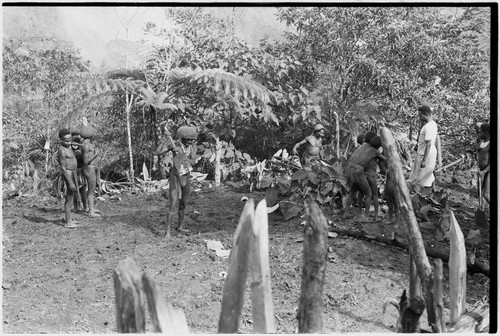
{"left": 113, "top": 257, "right": 146, "bottom": 333}
{"left": 297, "top": 198, "right": 329, "bottom": 333}
{"left": 448, "top": 209, "right": 467, "bottom": 323}
{"left": 432, "top": 259, "right": 445, "bottom": 332}
{"left": 249, "top": 199, "right": 276, "bottom": 333}
{"left": 142, "top": 272, "right": 189, "bottom": 334}
{"left": 218, "top": 199, "right": 255, "bottom": 333}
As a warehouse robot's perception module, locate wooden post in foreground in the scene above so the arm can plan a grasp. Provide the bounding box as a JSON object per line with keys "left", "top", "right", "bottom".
{"left": 380, "top": 127, "right": 439, "bottom": 332}
{"left": 395, "top": 289, "right": 425, "bottom": 333}
{"left": 218, "top": 199, "right": 255, "bottom": 333}
{"left": 432, "top": 259, "right": 445, "bottom": 332}
{"left": 448, "top": 209, "right": 467, "bottom": 323}
{"left": 249, "top": 199, "right": 276, "bottom": 333}
{"left": 113, "top": 257, "right": 146, "bottom": 333}
{"left": 297, "top": 198, "right": 328, "bottom": 333}
{"left": 142, "top": 272, "right": 189, "bottom": 333}
{"left": 409, "top": 255, "right": 422, "bottom": 301}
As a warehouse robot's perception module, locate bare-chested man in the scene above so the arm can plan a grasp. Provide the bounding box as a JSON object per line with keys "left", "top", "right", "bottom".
{"left": 155, "top": 126, "right": 198, "bottom": 238}
{"left": 80, "top": 125, "right": 102, "bottom": 218}
{"left": 292, "top": 124, "right": 326, "bottom": 169}
{"left": 476, "top": 122, "right": 490, "bottom": 204}
{"left": 57, "top": 128, "right": 79, "bottom": 228}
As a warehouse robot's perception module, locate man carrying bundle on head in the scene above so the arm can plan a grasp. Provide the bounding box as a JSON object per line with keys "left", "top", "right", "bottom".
{"left": 81, "top": 125, "right": 102, "bottom": 218}
{"left": 154, "top": 126, "right": 199, "bottom": 238}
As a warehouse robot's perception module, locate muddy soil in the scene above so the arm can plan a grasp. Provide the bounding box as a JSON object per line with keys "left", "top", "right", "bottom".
{"left": 2, "top": 177, "right": 491, "bottom": 333}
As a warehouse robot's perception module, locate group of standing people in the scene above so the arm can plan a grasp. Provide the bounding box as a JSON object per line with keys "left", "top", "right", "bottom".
{"left": 57, "top": 104, "right": 487, "bottom": 230}
{"left": 292, "top": 104, "right": 453, "bottom": 222}
{"left": 58, "top": 126, "right": 101, "bottom": 228}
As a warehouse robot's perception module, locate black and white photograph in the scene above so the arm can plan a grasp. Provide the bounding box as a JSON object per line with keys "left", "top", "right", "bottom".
{"left": 2, "top": 4, "right": 494, "bottom": 333}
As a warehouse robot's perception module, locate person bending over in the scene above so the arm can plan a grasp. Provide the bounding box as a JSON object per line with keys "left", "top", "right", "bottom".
{"left": 343, "top": 135, "right": 386, "bottom": 221}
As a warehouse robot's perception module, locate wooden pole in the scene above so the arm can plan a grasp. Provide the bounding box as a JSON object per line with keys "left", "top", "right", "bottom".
{"left": 113, "top": 257, "right": 146, "bottom": 333}
{"left": 380, "top": 127, "right": 439, "bottom": 332}
{"left": 448, "top": 209, "right": 467, "bottom": 323}
{"left": 432, "top": 259, "right": 445, "bottom": 332}
{"left": 297, "top": 198, "right": 329, "bottom": 333}
{"left": 142, "top": 272, "right": 189, "bottom": 334}
{"left": 334, "top": 111, "right": 340, "bottom": 159}
{"left": 218, "top": 199, "right": 254, "bottom": 333}
{"left": 248, "top": 199, "right": 276, "bottom": 333}
{"left": 409, "top": 255, "right": 422, "bottom": 300}
{"left": 395, "top": 289, "right": 425, "bottom": 333}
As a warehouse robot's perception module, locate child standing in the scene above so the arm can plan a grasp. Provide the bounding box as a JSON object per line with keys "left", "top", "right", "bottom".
{"left": 57, "top": 128, "right": 79, "bottom": 228}
{"left": 71, "top": 131, "right": 88, "bottom": 213}
{"left": 81, "top": 125, "right": 102, "bottom": 218}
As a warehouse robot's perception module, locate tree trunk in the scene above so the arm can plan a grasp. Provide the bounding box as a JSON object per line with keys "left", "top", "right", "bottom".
{"left": 297, "top": 199, "right": 329, "bottom": 333}
{"left": 409, "top": 255, "right": 422, "bottom": 300}
{"left": 45, "top": 125, "right": 50, "bottom": 178}
{"left": 327, "top": 224, "right": 490, "bottom": 276}
{"left": 126, "top": 93, "right": 135, "bottom": 181}
{"left": 333, "top": 111, "right": 340, "bottom": 159}
{"left": 379, "top": 127, "right": 440, "bottom": 332}
{"left": 214, "top": 136, "right": 222, "bottom": 187}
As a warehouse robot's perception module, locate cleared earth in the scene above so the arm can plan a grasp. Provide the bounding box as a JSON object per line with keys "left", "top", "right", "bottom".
{"left": 2, "top": 176, "right": 491, "bottom": 333}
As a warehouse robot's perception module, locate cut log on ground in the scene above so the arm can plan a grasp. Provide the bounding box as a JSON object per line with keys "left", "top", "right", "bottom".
{"left": 297, "top": 199, "right": 329, "bottom": 333}
{"left": 447, "top": 303, "right": 490, "bottom": 332}
{"left": 328, "top": 225, "right": 490, "bottom": 276}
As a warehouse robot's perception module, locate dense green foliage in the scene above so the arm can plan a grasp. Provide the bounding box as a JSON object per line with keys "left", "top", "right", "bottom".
{"left": 2, "top": 6, "right": 492, "bottom": 195}
{"left": 277, "top": 7, "right": 491, "bottom": 156}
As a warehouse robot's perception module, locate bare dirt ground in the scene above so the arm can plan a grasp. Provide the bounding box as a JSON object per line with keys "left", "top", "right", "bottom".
{"left": 2, "top": 175, "right": 491, "bottom": 333}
